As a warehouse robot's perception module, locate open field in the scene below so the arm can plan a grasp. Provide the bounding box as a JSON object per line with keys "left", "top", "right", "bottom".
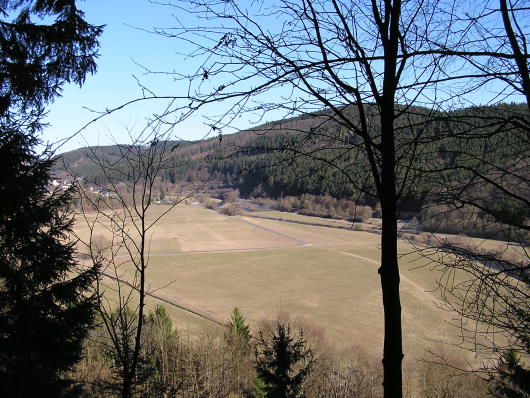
{"left": 245, "top": 210, "right": 527, "bottom": 260}
{"left": 75, "top": 204, "right": 493, "bottom": 364}
{"left": 243, "top": 209, "right": 369, "bottom": 228}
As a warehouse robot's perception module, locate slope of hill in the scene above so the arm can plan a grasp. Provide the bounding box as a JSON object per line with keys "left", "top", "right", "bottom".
{"left": 53, "top": 103, "right": 529, "bottom": 240}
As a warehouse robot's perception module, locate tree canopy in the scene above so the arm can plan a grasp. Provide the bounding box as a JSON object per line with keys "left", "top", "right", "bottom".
{"left": 0, "top": 1, "right": 102, "bottom": 396}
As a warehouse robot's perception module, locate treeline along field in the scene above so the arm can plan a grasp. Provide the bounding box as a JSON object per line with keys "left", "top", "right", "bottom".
{"left": 55, "top": 103, "right": 530, "bottom": 243}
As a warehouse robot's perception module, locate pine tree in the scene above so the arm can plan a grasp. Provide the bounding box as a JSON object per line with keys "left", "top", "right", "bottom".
{"left": 493, "top": 350, "right": 530, "bottom": 398}
{"left": 0, "top": 1, "right": 102, "bottom": 396}
{"left": 225, "top": 307, "right": 253, "bottom": 396}
{"left": 254, "top": 323, "right": 314, "bottom": 398}
{"left": 0, "top": 0, "right": 101, "bottom": 129}
{"left": 148, "top": 305, "right": 173, "bottom": 338}
{"left": 226, "top": 306, "right": 251, "bottom": 345}
{"left": 0, "top": 130, "right": 99, "bottom": 397}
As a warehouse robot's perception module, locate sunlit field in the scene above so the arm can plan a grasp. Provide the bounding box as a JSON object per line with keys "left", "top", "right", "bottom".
{"left": 75, "top": 204, "right": 492, "bottom": 364}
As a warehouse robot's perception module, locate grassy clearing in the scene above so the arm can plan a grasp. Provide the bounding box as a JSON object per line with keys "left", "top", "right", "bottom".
{"left": 74, "top": 205, "right": 298, "bottom": 256}
{"left": 76, "top": 204, "right": 495, "bottom": 365}
{"left": 96, "top": 279, "right": 221, "bottom": 338}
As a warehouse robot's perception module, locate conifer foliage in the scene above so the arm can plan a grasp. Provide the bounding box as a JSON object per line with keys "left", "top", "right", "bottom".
{"left": 255, "top": 323, "right": 314, "bottom": 398}
{"left": 0, "top": 1, "right": 101, "bottom": 396}
{"left": 0, "top": 130, "right": 99, "bottom": 397}
{"left": 0, "top": 0, "right": 102, "bottom": 125}
{"left": 226, "top": 306, "right": 251, "bottom": 345}
{"left": 493, "top": 349, "right": 530, "bottom": 398}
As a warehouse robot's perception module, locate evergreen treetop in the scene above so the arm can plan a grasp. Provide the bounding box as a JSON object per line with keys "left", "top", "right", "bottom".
{"left": 0, "top": 1, "right": 102, "bottom": 396}
{"left": 254, "top": 323, "right": 314, "bottom": 398}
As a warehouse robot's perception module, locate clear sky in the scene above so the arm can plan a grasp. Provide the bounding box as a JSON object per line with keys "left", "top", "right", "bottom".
{"left": 45, "top": 0, "right": 233, "bottom": 153}
{"left": 43, "top": 0, "right": 526, "bottom": 153}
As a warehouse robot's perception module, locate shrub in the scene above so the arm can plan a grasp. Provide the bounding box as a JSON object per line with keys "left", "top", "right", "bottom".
{"left": 221, "top": 204, "right": 241, "bottom": 216}
{"left": 199, "top": 196, "right": 218, "bottom": 210}
{"left": 223, "top": 189, "right": 240, "bottom": 203}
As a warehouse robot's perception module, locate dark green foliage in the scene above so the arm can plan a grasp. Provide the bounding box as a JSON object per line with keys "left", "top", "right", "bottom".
{"left": 0, "top": 1, "right": 102, "bottom": 396}
{"left": 255, "top": 323, "right": 314, "bottom": 398}
{"left": 0, "top": 130, "right": 98, "bottom": 397}
{"left": 54, "top": 104, "right": 529, "bottom": 229}
{"left": 142, "top": 306, "right": 178, "bottom": 398}
{"left": 493, "top": 350, "right": 530, "bottom": 398}
{"left": 0, "top": 0, "right": 102, "bottom": 126}
{"left": 148, "top": 304, "right": 173, "bottom": 338}
{"left": 223, "top": 307, "right": 253, "bottom": 396}
{"left": 248, "top": 377, "right": 268, "bottom": 398}
{"left": 225, "top": 306, "right": 251, "bottom": 346}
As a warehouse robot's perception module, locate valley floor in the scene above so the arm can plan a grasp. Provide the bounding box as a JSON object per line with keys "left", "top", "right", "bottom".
{"left": 76, "top": 204, "right": 494, "bottom": 366}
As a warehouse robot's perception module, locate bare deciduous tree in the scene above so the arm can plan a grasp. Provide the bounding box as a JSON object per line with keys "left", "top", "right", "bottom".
{"left": 76, "top": 1, "right": 529, "bottom": 396}
{"left": 72, "top": 124, "right": 206, "bottom": 398}
{"left": 411, "top": 1, "right": 529, "bottom": 392}
{"left": 138, "top": 1, "right": 479, "bottom": 396}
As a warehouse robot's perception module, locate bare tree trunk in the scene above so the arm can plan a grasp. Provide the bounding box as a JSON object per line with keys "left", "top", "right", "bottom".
{"left": 122, "top": 378, "right": 132, "bottom": 398}
{"left": 125, "top": 218, "right": 147, "bottom": 398}
{"left": 500, "top": 0, "right": 530, "bottom": 109}
{"left": 379, "top": 170, "right": 402, "bottom": 397}
{"left": 378, "top": 1, "right": 403, "bottom": 395}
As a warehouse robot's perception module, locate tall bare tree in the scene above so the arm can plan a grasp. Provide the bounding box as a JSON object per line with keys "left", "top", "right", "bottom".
{"left": 413, "top": 1, "right": 529, "bottom": 393}
{"left": 72, "top": 124, "right": 205, "bottom": 398}
{"left": 137, "top": 1, "right": 480, "bottom": 396}
{"left": 82, "top": 1, "right": 529, "bottom": 396}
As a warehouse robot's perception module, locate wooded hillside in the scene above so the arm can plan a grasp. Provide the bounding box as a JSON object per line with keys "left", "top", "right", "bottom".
{"left": 53, "top": 102, "right": 529, "bottom": 241}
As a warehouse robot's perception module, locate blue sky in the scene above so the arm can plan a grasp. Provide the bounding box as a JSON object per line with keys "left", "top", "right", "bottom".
{"left": 43, "top": 0, "right": 527, "bottom": 153}
{"left": 45, "top": 0, "right": 229, "bottom": 152}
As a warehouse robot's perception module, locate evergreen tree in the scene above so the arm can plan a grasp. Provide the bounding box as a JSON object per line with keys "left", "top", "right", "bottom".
{"left": 148, "top": 304, "right": 173, "bottom": 338}
{"left": 0, "top": 130, "right": 99, "bottom": 397}
{"left": 493, "top": 350, "right": 530, "bottom": 398}
{"left": 254, "top": 323, "right": 314, "bottom": 398}
{"left": 0, "top": 0, "right": 101, "bottom": 129}
{"left": 225, "top": 307, "right": 253, "bottom": 396}
{"left": 247, "top": 377, "right": 268, "bottom": 398}
{"left": 225, "top": 306, "right": 251, "bottom": 345}
{"left": 0, "top": 1, "right": 102, "bottom": 396}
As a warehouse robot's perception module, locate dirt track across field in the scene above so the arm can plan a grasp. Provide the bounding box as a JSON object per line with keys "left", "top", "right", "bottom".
{"left": 79, "top": 205, "right": 491, "bottom": 361}
{"left": 100, "top": 270, "right": 224, "bottom": 326}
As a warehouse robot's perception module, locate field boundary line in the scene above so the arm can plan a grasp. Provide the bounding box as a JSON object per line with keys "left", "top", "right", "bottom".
{"left": 243, "top": 214, "right": 381, "bottom": 235}
{"left": 234, "top": 215, "right": 311, "bottom": 245}
{"left": 338, "top": 251, "right": 442, "bottom": 312}
{"left": 100, "top": 271, "right": 224, "bottom": 326}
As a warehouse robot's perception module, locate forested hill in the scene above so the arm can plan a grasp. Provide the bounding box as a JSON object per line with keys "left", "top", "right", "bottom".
{"left": 53, "top": 103, "right": 529, "bottom": 213}
{"left": 51, "top": 107, "right": 335, "bottom": 187}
